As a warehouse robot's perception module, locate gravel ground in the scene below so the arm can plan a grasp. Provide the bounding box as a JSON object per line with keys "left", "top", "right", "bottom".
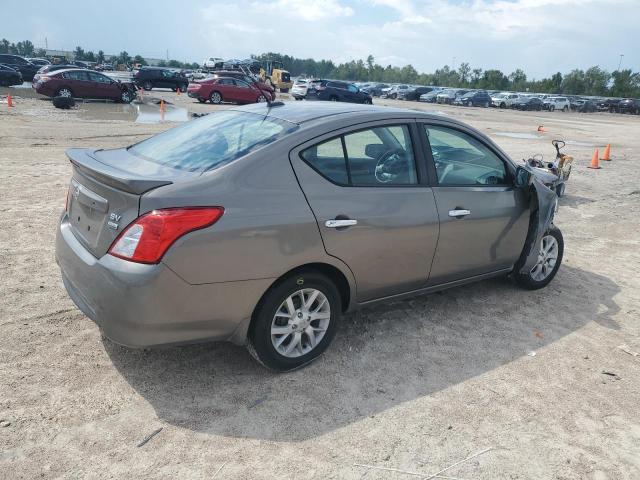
{"left": 1, "top": 87, "right": 639, "bottom": 479}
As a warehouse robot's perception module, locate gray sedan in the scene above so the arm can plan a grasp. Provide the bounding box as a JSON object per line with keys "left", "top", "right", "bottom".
{"left": 56, "top": 102, "right": 563, "bottom": 371}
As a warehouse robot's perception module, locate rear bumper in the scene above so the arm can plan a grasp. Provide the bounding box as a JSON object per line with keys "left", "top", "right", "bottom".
{"left": 55, "top": 214, "right": 273, "bottom": 347}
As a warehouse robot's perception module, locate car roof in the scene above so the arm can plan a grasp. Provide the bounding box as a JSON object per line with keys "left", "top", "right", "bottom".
{"left": 234, "top": 101, "right": 463, "bottom": 126}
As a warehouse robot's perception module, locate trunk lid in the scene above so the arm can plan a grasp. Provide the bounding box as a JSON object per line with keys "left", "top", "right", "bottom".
{"left": 66, "top": 147, "right": 180, "bottom": 258}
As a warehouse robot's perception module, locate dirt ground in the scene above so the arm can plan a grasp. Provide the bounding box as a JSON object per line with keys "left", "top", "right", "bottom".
{"left": 1, "top": 86, "right": 639, "bottom": 480}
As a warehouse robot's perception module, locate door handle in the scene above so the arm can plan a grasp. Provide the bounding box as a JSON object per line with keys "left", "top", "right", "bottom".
{"left": 448, "top": 209, "right": 471, "bottom": 218}
{"left": 325, "top": 219, "right": 358, "bottom": 228}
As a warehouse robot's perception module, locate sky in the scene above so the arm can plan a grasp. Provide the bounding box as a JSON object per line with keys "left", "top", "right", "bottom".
{"left": 5, "top": 0, "right": 639, "bottom": 78}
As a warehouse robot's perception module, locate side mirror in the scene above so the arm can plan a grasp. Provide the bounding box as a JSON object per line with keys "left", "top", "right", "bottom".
{"left": 514, "top": 166, "right": 533, "bottom": 188}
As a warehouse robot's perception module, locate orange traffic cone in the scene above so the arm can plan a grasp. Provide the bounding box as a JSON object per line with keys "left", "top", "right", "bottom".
{"left": 7, "top": 94, "right": 13, "bottom": 107}
{"left": 537, "top": 125, "right": 545, "bottom": 132}
{"left": 159, "top": 100, "right": 165, "bottom": 112}
{"left": 601, "top": 144, "right": 611, "bottom": 161}
{"left": 176, "top": 87, "right": 181, "bottom": 96}
{"left": 588, "top": 149, "right": 601, "bottom": 169}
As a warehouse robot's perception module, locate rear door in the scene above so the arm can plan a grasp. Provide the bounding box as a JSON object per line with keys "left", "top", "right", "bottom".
{"left": 420, "top": 122, "right": 529, "bottom": 285}
{"left": 62, "top": 71, "right": 91, "bottom": 97}
{"left": 290, "top": 121, "right": 439, "bottom": 302}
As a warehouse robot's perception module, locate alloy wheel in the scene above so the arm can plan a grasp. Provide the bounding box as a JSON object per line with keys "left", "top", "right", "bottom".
{"left": 270, "top": 288, "right": 331, "bottom": 358}
{"left": 530, "top": 235, "right": 559, "bottom": 281}
{"left": 58, "top": 88, "right": 72, "bottom": 98}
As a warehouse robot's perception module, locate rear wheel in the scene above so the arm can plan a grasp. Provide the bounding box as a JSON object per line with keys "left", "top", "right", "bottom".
{"left": 143, "top": 81, "right": 152, "bottom": 91}
{"left": 209, "top": 91, "right": 222, "bottom": 104}
{"left": 248, "top": 272, "right": 341, "bottom": 371}
{"left": 514, "top": 227, "right": 563, "bottom": 290}
{"left": 55, "top": 87, "right": 73, "bottom": 98}
{"left": 329, "top": 95, "right": 338, "bottom": 102}
{"left": 500, "top": 102, "right": 506, "bottom": 109}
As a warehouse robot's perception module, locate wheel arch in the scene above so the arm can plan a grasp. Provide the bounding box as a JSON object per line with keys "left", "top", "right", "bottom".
{"left": 229, "top": 261, "right": 355, "bottom": 346}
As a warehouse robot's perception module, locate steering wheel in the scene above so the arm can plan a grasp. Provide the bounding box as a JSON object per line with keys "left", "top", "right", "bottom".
{"left": 374, "top": 148, "right": 406, "bottom": 183}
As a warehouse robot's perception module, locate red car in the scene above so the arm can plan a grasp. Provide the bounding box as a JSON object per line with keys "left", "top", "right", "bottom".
{"left": 187, "top": 77, "right": 273, "bottom": 104}
{"left": 33, "top": 68, "right": 136, "bottom": 103}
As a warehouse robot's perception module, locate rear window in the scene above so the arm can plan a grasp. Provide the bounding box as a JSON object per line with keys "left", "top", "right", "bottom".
{"left": 129, "top": 111, "right": 298, "bottom": 172}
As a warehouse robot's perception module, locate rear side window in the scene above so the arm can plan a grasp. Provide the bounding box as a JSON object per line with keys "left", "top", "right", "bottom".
{"left": 63, "top": 71, "right": 89, "bottom": 81}
{"left": 129, "top": 111, "right": 298, "bottom": 172}
{"left": 424, "top": 125, "right": 507, "bottom": 186}
{"left": 300, "top": 125, "right": 418, "bottom": 186}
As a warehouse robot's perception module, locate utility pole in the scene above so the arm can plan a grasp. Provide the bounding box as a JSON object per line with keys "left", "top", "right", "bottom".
{"left": 617, "top": 54, "right": 624, "bottom": 71}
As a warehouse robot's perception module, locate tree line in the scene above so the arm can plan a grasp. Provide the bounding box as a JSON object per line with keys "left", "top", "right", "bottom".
{"left": 254, "top": 53, "right": 639, "bottom": 98}
{"left": 2, "top": 38, "right": 638, "bottom": 97}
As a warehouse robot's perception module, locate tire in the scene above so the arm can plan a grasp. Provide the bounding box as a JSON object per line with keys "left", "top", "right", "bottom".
{"left": 197, "top": 98, "right": 206, "bottom": 103}
{"left": 549, "top": 105, "right": 555, "bottom": 112}
{"left": 179, "top": 83, "right": 187, "bottom": 93}
{"left": 483, "top": 101, "right": 489, "bottom": 108}
{"left": 209, "top": 91, "right": 222, "bottom": 104}
{"left": 329, "top": 95, "right": 338, "bottom": 102}
{"left": 364, "top": 98, "right": 373, "bottom": 105}
{"left": 256, "top": 94, "right": 267, "bottom": 103}
{"left": 143, "top": 81, "right": 152, "bottom": 91}
{"left": 563, "top": 106, "right": 568, "bottom": 112}
{"left": 55, "top": 87, "right": 74, "bottom": 98}
{"left": 500, "top": 102, "right": 506, "bottom": 109}
{"left": 514, "top": 226, "right": 564, "bottom": 290}
{"left": 118, "top": 90, "right": 133, "bottom": 103}
{"left": 248, "top": 271, "right": 341, "bottom": 371}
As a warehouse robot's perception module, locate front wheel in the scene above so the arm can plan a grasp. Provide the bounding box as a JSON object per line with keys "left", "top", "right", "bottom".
{"left": 119, "top": 90, "right": 133, "bottom": 103}
{"left": 248, "top": 272, "right": 341, "bottom": 371}
{"left": 143, "top": 81, "right": 152, "bottom": 91}
{"left": 563, "top": 106, "right": 569, "bottom": 112}
{"left": 549, "top": 105, "right": 555, "bottom": 112}
{"left": 514, "top": 227, "right": 564, "bottom": 290}
{"left": 256, "top": 94, "right": 267, "bottom": 103}
{"left": 179, "top": 83, "right": 187, "bottom": 93}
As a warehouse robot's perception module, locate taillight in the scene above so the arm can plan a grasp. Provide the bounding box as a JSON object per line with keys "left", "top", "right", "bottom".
{"left": 108, "top": 207, "right": 224, "bottom": 264}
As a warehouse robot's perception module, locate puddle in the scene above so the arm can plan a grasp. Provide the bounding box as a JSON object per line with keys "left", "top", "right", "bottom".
{"left": 77, "top": 100, "right": 189, "bottom": 124}
{"left": 494, "top": 132, "right": 543, "bottom": 140}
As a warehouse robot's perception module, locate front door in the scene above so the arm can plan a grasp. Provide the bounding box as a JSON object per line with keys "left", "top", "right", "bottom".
{"left": 290, "top": 122, "right": 439, "bottom": 302}
{"left": 420, "top": 123, "right": 530, "bottom": 285}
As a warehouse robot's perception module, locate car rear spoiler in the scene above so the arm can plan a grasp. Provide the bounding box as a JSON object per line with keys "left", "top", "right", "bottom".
{"left": 66, "top": 148, "right": 172, "bottom": 195}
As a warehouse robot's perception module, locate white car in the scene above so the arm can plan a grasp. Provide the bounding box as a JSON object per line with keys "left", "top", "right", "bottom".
{"left": 492, "top": 92, "right": 521, "bottom": 108}
{"left": 203, "top": 57, "right": 224, "bottom": 69}
{"left": 291, "top": 79, "right": 311, "bottom": 100}
{"left": 545, "top": 96, "right": 571, "bottom": 112}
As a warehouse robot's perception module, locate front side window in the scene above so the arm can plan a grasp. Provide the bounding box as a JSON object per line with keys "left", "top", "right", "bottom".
{"left": 129, "top": 111, "right": 298, "bottom": 172}
{"left": 347, "top": 84, "right": 358, "bottom": 93}
{"left": 89, "top": 72, "right": 111, "bottom": 83}
{"left": 424, "top": 125, "right": 508, "bottom": 186}
{"left": 300, "top": 125, "right": 418, "bottom": 186}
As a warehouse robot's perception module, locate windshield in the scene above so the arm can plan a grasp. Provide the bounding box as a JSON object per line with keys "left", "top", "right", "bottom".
{"left": 129, "top": 111, "right": 298, "bottom": 172}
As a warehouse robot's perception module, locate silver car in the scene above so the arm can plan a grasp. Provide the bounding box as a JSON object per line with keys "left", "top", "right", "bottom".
{"left": 56, "top": 102, "right": 564, "bottom": 371}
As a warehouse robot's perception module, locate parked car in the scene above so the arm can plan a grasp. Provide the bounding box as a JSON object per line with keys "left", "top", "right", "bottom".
{"left": 94, "top": 63, "right": 114, "bottom": 72}
{"left": 26, "top": 58, "right": 51, "bottom": 67}
{"left": 361, "top": 83, "right": 389, "bottom": 97}
{"left": 437, "top": 89, "right": 468, "bottom": 104}
{"left": 202, "top": 70, "right": 275, "bottom": 99}
{"left": 618, "top": 98, "right": 640, "bottom": 114}
{"left": 492, "top": 92, "right": 521, "bottom": 108}
{"left": 419, "top": 91, "right": 440, "bottom": 103}
{"left": 383, "top": 85, "right": 410, "bottom": 99}
{"left": 305, "top": 80, "right": 373, "bottom": 104}
{"left": 291, "top": 79, "right": 310, "bottom": 100}
{"left": 33, "top": 68, "right": 136, "bottom": 102}
{"left": 32, "top": 64, "right": 79, "bottom": 84}
{"left": 512, "top": 97, "right": 544, "bottom": 111}
{"left": 399, "top": 86, "right": 436, "bottom": 101}
{"left": 56, "top": 102, "right": 563, "bottom": 371}
{"left": 187, "top": 76, "right": 271, "bottom": 104}
{"left": 203, "top": 57, "right": 225, "bottom": 69}
{"left": 544, "top": 96, "right": 570, "bottom": 112}
{"left": 455, "top": 90, "right": 492, "bottom": 107}
{"left": 0, "top": 54, "right": 39, "bottom": 81}
{"left": 134, "top": 67, "right": 188, "bottom": 92}
{"left": 577, "top": 99, "right": 598, "bottom": 113}
{"left": 0, "top": 64, "right": 23, "bottom": 86}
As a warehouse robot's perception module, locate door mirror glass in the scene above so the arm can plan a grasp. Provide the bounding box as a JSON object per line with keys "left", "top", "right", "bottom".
{"left": 514, "top": 166, "right": 533, "bottom": 188}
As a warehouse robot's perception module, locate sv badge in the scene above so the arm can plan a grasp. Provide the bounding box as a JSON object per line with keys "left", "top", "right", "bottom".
{"left": 107, "top": 212, "right": 122, "bottom": 230}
